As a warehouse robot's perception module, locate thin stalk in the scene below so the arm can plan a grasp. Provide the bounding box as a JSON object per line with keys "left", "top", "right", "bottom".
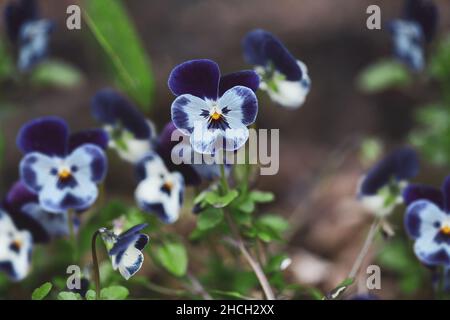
{"left": 91, "top": 230, "right": 102, "bottom": 300}
{"left": 348, "top": 217, "right": 381, "bottom": 279}
{"left": 225, "top": 213, "right": 275, "bottom": 300}
{"left": 67, "top": 209, "right": 78, "bottom": 261}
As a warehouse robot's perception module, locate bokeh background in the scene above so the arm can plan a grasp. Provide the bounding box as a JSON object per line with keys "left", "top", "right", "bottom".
{"left": 0, "top": 0, "right": 450, "bottom": 299}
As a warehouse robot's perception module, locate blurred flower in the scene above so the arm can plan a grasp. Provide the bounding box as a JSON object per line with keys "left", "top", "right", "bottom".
{"left": 169, "top": 59, "right": 259, "bottom": 155}
{"left": 3, "top": 181, "right": 78, "bottom": 243}
{"left": 4, "top": 0, "right": 54, "bottom": 71}
{"left": 388, "top": 0, "right": 438, "bottom": 71}
{"left": 156, "top": 121, "right": 231, "bottom": 185}
{"left": 91, "top": 88, "right": 155, "bottom": 163}
{"left": 99, "top": 223, "right": 149, "bottom": 280}
{"left": 404, "top": 175, "right": 450, "bottom": 266}
{"left": 135, "top": 152, "right": 184, "bottom": 224}
{"left": 242, "top": 29, "right": 311, "bottom": 109}
{"left": 17, "top": 116, "right": 108, "bottom": 213}
{"left": 357, "top": 147, "right": 419, "bottom": 216}
{"left": 0, "top": 209, "right": 33, "bottom": 281}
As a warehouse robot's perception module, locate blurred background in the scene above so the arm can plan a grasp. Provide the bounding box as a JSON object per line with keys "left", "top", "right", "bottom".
{"left": 0, "top": 0, "right": 450, "bottom": 299}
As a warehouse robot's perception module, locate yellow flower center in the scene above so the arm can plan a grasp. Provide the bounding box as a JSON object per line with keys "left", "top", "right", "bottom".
{"left": 211, "top": 111, "right": 221, "bottom": 121}
{"left": 441, "top": 225, "right": 450, "bottom": 235}
{"left": 58, "top": 168, "right": 71, "bottom": 179}
{"left": 163, "top": 181, "right": 173, "bottom": 191}
{"left": 12, "top": 239, "right": 22, "bottom": 249}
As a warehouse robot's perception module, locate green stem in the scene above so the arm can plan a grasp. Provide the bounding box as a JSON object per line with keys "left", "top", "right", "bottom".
{"left": 91, "top": 230, "right": 102, "bottom": 300}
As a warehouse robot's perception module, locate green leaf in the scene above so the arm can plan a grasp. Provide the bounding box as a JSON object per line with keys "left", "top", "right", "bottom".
{"left": 197, "top": 208, "right": 224, "bottom": 230}
{"left": 85, "top": 290, "right": 97, "bottom": 300}
{"left": 257, "top": 214, "right": 289, "bottom": 234}
{"left": 205, "top": 190, "right": 239, "bottom": 208}
{"left": 31, "top": 282, "right": 52, "bottom": 300}
{"left": 154, "top": 241, "right": 188, "bottom": 277}
{"left": 237, "top": 198, "right": 255, "bottom": 214}
{"left": 357, "top": 59, "right": 411, "bottom": 93}
{"left": 83, "top": 0, "right": 154, "bottom": 110}
{"left": 0, "top": 37, "right": 14, "bottom": 81}
{"left": 249, "top": 191, "right": 275, "bottom": 203}
{"left": 100, "top": 285, "right": 129, "bottom": 300}
{"left": 57, "top": 292, "right": 82, "bottom": 300}
{"left": 30, "top": 60, "right": 84, "bottom": 88}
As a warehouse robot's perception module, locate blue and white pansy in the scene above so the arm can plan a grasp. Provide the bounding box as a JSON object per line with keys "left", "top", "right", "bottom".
{"left": 388, "top": 0, "right": 438, "bottom": 71}
{"left": 4, "top": 0, "right": 54, "bottom": 71}
{"left": 169, "top": 59, "right": 259, "bottom": 155}
{"left": 0, "top": 209, "right": 32, "bottom": 281}
{"left": 156, "top": 122, "right": 231, "bottom": 185}
{"left": 17, "top": 116, "right": 108, "bottom": 213}
{"left": 135, "top": 152, "right": 184, "bottom": 224}
{"left": 242, "top": 29, "right": 311, "bottom": 109}
{"left": 357, "top": 147, "right": 419, "bottom": 216}
{"left": 404, "top": 176, "right": 450, "bottom": 266}
{"left": 99, "top": 223, "right": 149, "bottom": 280}
{"left": 4, "top": 181, "right": 76, "bottom": 243}
{"left": 91, "top": 88, "right": 156, "bottom": 163}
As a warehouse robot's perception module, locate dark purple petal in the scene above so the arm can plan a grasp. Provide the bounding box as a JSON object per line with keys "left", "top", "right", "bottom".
{"left": 168, "top": 59, "right": 220, "bottom": 100}
{"left": 242, "top": 29, "right": 302, "bottom": 81}
{"left": 443, "top": 175, "right": 450, "bottom": 212}
{"left": 91, "top": 88, "right": 151, "bottom": 139}
{"left": 119, "top": 223, "right": 148, "bottom": 239}
{"left": 68, "top": 129, "right": 109, "bottom": 153}
{"left": 359, "top": 147, "right": 419, "bottom": 196}
{"left": 219, "top": 70, "right": 260, "bottom": 97}
{"left": 156, "top": 122, "right": 201, "bottom": 185}
{"left": 403, "top": 184, "right": 444, "bottom": 209}
{"left": 4, "top": 0, "right": 38, "bottom": 43}
{"left": 404, "top": 0, "right": 439, "bottom": 42}
{"left": 84, "top": 145, "right": 108, "bottom": 183}
{"left": 16, "top": 116, "right": 69, "bottom": 156}
{"left": 4, "top": 181, "right": 37, "bottom": 211}
{"left": 404, "top": 201, "right": 426, "bottom": 239}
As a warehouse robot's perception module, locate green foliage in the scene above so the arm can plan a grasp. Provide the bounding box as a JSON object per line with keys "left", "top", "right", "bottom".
{"left": 83, "top": 0, "right": 154, "bottom": 110}
{"left": 154, "top": 241, "right": 188, "bottom": 277}
{"left": 57, "top": 291, "right": 82, "bottom": 300}
{"left": 197, "top": 208, "right": 224, "bottom": 231}
{"left": 359, "top": 137, "right": 383, "bottom": 166}
{"left": 31, "top": 282, "right": 53, "bottom": 300}
{"left": 410, "top": 104, "right": 450, "bottom": 166}
{"left": 357, "top": 59, "right": 411, "bottom": 93}
{"left": 30, "top": 60, "right": 84, "bottom": 88}
{"left": 0, "top": 38, "right": 14, "bottom": 81}
{"left": 430, "top": 36, "right": 450, "bottom": 85}
{"left": 204, "top": 189, "right": 239, "bottom": 208}
{"left": 100, "top": 285, "right": 129, "bottom": 300}
{"left": 247, "top": 214, "right": 289, "bottom": 243}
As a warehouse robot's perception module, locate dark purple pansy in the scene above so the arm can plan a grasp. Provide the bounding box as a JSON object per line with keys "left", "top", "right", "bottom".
{"left": 359, "top": 147, "right": 419, "bottom": 197}
{"left": 169, "top": 59, "right": 259, "bottom": 155}
{"left": 4, "top": 0, "right": 38, "bottom": 43}
{"left": 3, "top": 181, "right": 76, "bottom": 243}
{"left": 404, "top": 175, "right": 450, "bottom": 266}
{"left": 91, "top": 88, "right": 155, "bottom": 163}
{"left": 100, "top": 223, "right": 149, "bottom": 280}
{"left": 17, "top": 116, "right": 108, "bottom": 213}
{"left": 404, "top": 0, "right": 438, "bottom": 42}
{"left": 242, "top": 29, "right": 311, "bottom": 109}
{"left": 243, "top": 29, "right": 302, "bottom": 81}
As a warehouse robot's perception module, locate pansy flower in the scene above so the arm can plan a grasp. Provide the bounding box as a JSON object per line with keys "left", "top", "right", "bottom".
{"left": 135, "top": 152, "right": 184, "bottom": 224}
{"left": 99, "top": 223, "right": 149, "bottom": 280}
{"left": 91, "top": 88, "right": 156, "bottom": 163}
{"left": 3, "top": 181, "right": 77, "bottom": 243}
{"left": 18, "top": 116, "right": 108, "bottom": 213}
{"left": 357, "top": 147, "right": 419, "bottom": 216}
{"left": 169, "top": 59, "right": 259, "bottom": 155}
{"left": 404, "top": 175, "right": 450, "bottom": 266}
{"left": 388, "top": 0, "right": 438, "bottom": 71}
{"left": 4, "top": 0, "right": 54, "bottom": 71}
{"left": 0, "top": 209, "right": 33, "bottom": 281}
{"left": 156, "top": 121, "right": 231, "bottom": 185}
{"left": 242, "top": 29, "right": 311, "bottom": 109}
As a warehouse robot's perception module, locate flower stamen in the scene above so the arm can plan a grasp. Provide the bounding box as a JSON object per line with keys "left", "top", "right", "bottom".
{"left": 441, "top": 225, "right": 450, "bottom": 235}
{"left": 58, "top": 168, "right": 71, "bottom": 180}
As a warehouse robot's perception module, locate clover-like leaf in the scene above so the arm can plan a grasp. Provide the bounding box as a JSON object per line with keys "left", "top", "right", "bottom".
{"left": 197, "top": 208, "right": 224, "bottom": 230}
{"left": 154, "top": 241, "right": 188, "bottom": 277}
{"left": 100, "top": 285, "right": 129, "bottom": 300}
{"left": 57, "top": 291, "right": 82, "bottom": 300}
{"left": 32, "top": 282, "right": 52, "bottom": 300}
